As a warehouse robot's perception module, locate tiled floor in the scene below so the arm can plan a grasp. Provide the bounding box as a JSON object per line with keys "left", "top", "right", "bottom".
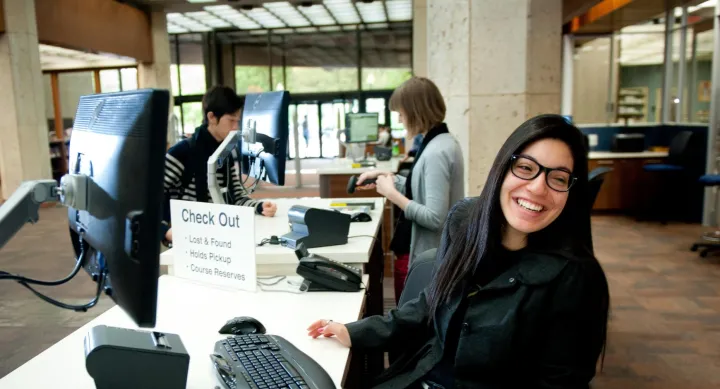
{"left": 1, "top": 207, "right": 720, "bottom": 387}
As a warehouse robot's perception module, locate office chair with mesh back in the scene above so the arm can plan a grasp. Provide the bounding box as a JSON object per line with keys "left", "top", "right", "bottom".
{"left": 588, "top": 167, "right": 613, "bottom": 209}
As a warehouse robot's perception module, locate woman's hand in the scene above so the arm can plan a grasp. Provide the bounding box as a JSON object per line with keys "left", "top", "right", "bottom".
{"left": 355, "top": 170, "right": 390, "bottom": 191}
{"left": 307, "top": 319, "right": 351, "bottom": 348}
{"left": 165, "top": 228, "right": 173, "bottom": 243}
{"left": 375, "top": 174, "right": 397, "bottom": 197}
{"left": 261, "top": 201, "right": 277, "bottom": 217}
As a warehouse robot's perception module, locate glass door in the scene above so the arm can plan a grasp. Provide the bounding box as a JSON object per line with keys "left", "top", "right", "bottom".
{"left": 365, "top": 98, "right": 386, "bottom": 125}
{"left": 320, "top": 100, "right": 357, "bottom": 158}
{"left": 288, "top": 103, "right": 321, "bottom": 158}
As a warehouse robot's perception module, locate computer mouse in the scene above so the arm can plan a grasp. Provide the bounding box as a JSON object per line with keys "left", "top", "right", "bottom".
{"left": 351, "top": 211, "right": 372, "bottom": 223}
{"left": 218, "top": 316, "right": 266, "bottom": 335}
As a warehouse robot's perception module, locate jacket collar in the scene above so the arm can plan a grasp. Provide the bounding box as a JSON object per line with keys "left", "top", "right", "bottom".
{"left": 477, "top": 250, "right": 569, "bottom": 291}
{"left": 193, "top": 124, "right": 222, "bottom": 156}
{"left": 516, "top": 250, "right": 570, "bottom": 285}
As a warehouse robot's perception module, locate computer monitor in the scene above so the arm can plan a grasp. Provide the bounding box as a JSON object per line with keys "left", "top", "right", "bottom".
{"left": 346, "top": 113, "right": 379, "bottom": 143}
{"left": 239, "top": 91, "right": 289, "bottom": 186}
{"left": 67, "top": 89, "right": 169, "bottom": 328}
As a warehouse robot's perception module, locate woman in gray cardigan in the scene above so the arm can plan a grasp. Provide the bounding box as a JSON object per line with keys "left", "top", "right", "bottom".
{"left": 354, "top": 77, "right": 465, "bottom": 302}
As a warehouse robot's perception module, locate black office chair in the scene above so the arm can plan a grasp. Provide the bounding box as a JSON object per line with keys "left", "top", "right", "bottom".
{"left": 588, "top": 167, "right": 613, "bottom": 209}
{"left": 397, "top": 248, "right": 437, "bottom": 308}
{"left": 641, "top": 130, "right": 703, "bottom": 223}
{"left": 387, "top": 248, "right": 437, "bottom": 366}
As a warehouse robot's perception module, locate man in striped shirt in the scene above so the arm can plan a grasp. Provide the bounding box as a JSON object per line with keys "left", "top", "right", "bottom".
{"left": 162, "top": 86, "right": 277, "bottom": 246}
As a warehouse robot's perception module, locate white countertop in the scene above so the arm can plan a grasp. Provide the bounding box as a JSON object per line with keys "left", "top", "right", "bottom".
{"left": 316, "top": 157, "right": 403, "bottom": 175}
{"left": 0, "top": 275, "right": 366, "bottom": 389}
{"left": 161, "top": 197, "right": 384, "bottom": 275}
{"left": 588, "top": 151, "right": 669, "bottom": 159}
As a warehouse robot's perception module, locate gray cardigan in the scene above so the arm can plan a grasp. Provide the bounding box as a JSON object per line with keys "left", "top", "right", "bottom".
{"left": 393, "top": 132, "right": 465, "bottom": 262}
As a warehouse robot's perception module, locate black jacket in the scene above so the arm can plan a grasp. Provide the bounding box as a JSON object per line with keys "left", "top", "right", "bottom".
{"left": 346, "top": 198, "right": 608, "bottom": 389}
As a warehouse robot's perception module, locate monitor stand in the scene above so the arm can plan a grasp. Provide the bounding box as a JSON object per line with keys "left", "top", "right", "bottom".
{"left": 346, "top": 142, "right": 366, "bottom": 162}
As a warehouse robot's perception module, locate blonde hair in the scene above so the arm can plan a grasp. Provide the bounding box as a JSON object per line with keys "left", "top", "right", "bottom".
{"left": 389, "top": 77, "right": 446, "bottom": 135}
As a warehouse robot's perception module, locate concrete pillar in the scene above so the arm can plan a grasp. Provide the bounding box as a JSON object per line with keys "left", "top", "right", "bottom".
{"left": 137, "top": 10, "right": 174, "bottom": 144}
{"left": 412, "top": 0, "right": 427, "bottom": 77}
{"left": 0, "top": 0, "right": 52, "bottom": 200}
{"left": 426, "top": 0, "right": 562, "bottom": 195}
{"left": 561, "top": 34, "right": 574, "bottom": 117}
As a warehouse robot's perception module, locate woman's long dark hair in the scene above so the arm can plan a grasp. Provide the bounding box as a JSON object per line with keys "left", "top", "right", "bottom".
{"left": 427, "top": 114, "right": 608, "bottom": 332}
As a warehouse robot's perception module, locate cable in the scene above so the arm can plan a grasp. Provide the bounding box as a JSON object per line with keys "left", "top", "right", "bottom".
{"left": 256, "top": 279, "right": 308, "bottom": 294}
{"left": 257, "top": 235, "right": 286, "bottom": 247}
{"left": 257, "top": 276, "right": 286, "bottom": 286}
{"left": 14, "top": 267, "right": 105, "bottom": 312}
{"left": 0, "top": 234, "right": 106, "bottom": 312}
{"left": 0, "top": 252, "right": 84, "bottom": 285}
{"left": 0, "top": 238, "right": 86, "bottom": 285}
{"left": 348, "top": 235, "right": 378, "bottom": 243}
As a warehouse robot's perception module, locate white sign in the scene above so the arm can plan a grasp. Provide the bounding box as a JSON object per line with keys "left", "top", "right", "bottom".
{"left": 170, "top": 199, "right": 256, "bottom": 292}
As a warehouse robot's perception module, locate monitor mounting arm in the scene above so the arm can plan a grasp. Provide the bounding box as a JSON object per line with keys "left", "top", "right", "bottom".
{"left": 0, "top": 176, "right": 89, "bottom": 250}
{"left": 242, "top": 119, "right": 278, "bottom": 156}
{"left": 207, "top": 130, "right": 242, "bottom": 204}
{"left": 207, "top": 120, "right": 277, "bottom": 203}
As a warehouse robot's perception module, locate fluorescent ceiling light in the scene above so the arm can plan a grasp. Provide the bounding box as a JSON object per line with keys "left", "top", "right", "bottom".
{"left": 386, "top": 0, "right": 412, "bottom": 22}
{"left": 187, "top": 0, "right": 217, "bottom": 3}
{"left": 167, "top": 23, "right": 189, "bottom": 33}
{"left": 273, "top": 28, "right": 295, "bottom": 34}
{"left": 296, "top": 27, "right": 319, "bottom": 33}
{"left": 356, "top": 1, "right": 386, "bottom": 23}
{"left": 323, "top": 0, "right": 361, "bottom": 24}
{"left": 298, "top": 5, "right": 336, "bottom": 26}
{"left": 243, "top": 7, "right": 286, "bottom": 28}
{"left": 264, "top": 2, "right": 311, "bottom": 27}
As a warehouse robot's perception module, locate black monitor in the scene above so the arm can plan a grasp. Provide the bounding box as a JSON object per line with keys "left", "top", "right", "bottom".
{"left": 240, "top": 91, "right": 289, "bottom": 186}
{"left": 67, "top": 89, "right": 169, "bottom": 328}
{"left": 346, "top": 113, "right": 379, "bottom": 143}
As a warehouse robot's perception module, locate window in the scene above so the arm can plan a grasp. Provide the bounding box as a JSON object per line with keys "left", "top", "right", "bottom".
{"left": 170, "top": 34, "right": 206, "bottom": 96}
{"left": 100, "top": 69, "right": 121, "bottom": 93}
{"left": 361, "top": 29, "right": 412, "bottom": 90}
{"left": 121, "top": 68, "right": 138, "bottom": 91}
{"left": 284, "top": 31, "right": 359, "bottom": 93}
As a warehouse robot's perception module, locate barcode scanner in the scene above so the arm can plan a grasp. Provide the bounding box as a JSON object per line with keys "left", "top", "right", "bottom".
{"left": 347, "top": 175, "right": 377, "bottom": 194}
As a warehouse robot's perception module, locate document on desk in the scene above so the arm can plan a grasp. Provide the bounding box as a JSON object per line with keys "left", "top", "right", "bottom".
{"left": 170, "top": 199, "right": 257, "bottom": 292}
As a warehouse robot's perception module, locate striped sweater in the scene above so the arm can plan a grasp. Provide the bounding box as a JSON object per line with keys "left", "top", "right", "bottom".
{"left": 161, "top": 125, "right": 263, "bottom": 241}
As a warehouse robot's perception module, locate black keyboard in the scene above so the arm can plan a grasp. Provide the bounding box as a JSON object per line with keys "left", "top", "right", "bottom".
{"left": 211, "top": 334, "right": 336, "bottom": 389}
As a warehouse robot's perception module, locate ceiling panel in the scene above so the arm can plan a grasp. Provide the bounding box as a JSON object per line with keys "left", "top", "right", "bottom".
{"left": 124, "top": 0, "right": 412, "bottom": 33}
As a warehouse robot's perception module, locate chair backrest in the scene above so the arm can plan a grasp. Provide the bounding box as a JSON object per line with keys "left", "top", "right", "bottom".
{"left": 398, "top": 248, "right": 437, "bottom": 307}
{"left": 667, "top": 130, "right": 694, "bottom": 166}
{"left": 388, "top": 248, "right": 438, "bottom": 367}
{"left": 587, "top": 167, "right": 613, "bottom": 209}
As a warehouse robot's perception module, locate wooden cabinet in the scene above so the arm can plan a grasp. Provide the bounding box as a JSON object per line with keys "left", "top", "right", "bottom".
{"left": 589, "top": 157, "right": 666, "bottom": 212}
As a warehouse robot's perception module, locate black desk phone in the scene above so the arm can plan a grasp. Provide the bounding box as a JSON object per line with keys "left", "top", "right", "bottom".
{"left": 294, "top": 243, "right": 362, "bottom": 292}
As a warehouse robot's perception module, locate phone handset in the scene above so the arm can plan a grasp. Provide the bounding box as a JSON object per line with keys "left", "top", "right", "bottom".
{"left": 293, "top": 243, "right": 362, "bottom": 292}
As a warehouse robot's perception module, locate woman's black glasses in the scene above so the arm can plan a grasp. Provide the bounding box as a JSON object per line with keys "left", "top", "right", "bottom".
{"left": 510, "top": 154, "right": 577, "bottom": 192}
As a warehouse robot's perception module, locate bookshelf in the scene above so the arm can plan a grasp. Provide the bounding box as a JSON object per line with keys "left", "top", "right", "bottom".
{"left": 617, "top": 87, "right": 648, "bottom": 124}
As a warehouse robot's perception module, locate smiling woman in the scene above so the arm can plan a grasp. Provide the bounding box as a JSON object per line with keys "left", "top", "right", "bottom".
{"left": 305, "top": 114, "right": 610, "bottom": 389}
